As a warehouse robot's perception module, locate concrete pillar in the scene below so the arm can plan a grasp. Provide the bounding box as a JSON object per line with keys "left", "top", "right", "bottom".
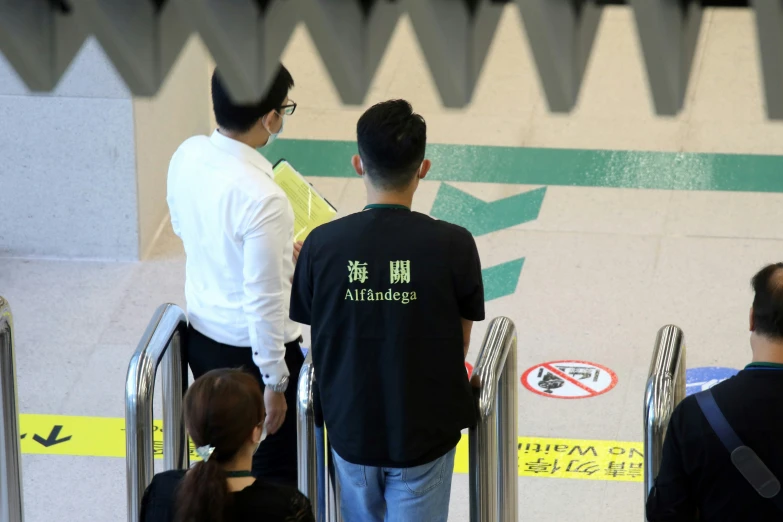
{"left": 0, "top": 35, "right": 211, "bottom": 260}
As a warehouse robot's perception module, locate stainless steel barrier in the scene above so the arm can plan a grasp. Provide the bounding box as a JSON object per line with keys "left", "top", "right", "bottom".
{"left": 297, "top": 317, "right": 518, "bottom": 522}
{"left": 297, "top": 353, "right": 319, "bottom": 512}
{"left": 0, "top": 297, "right": 23, "bottom": 522}
{"left": 469, "top": 317, "right": 518, "bottom": 522}
{"left": 644, "top": 324, "right": 686, "bottom": 517}
{"left": 125, "top": 303, "right": 189, "bottom": 522}
{"left": 297, "top": 351, "right": 342, "bottom": 522}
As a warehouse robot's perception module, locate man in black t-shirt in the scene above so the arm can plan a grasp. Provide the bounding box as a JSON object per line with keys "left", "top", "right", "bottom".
{"left": 647, "top": 263, "right": 783, "bottom": 521}
{"left": 290, "top": 100, "right": 484, "bottom": 522}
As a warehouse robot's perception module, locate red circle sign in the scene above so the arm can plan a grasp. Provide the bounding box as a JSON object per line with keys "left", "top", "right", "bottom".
{"left": 521, "top": 360, "right": 617, "bottom": 399}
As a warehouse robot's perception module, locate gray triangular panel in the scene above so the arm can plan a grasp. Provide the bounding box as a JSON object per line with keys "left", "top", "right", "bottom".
{"left": 404, "top": 0, "right": 504, "bottom": 108}
{"left": 516, "top": 0, "right": 602, "bottom": 112}
{"left": 0, "top": 0, "right": 87, "bottom": 91}
{"left": 302, "top": 0, "right": 401, "bottom": 104}
{"left": 751, "top": 0, "right": 783, "bottom": 119}
{"left": 182, "top": 0, "right": 299, "bottom": 104}
{"left": 72, "top": 0, "right": 192, "bottom": 96}
{"left": 628, "top": 0, "right": 702, "bottom": 116}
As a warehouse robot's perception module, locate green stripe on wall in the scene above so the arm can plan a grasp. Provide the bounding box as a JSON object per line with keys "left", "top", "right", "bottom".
{"left": 263, "top": 139, "right": 783, "bottom": 193}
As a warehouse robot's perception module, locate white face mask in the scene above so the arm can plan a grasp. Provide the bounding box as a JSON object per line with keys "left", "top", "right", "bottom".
{"left": 262, "top": 113, "right": 285, "bottom": 148}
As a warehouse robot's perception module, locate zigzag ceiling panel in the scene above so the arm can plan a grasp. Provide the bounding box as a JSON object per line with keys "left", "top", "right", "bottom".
{"left": 0, "top": 0, "right": 780, "bottom": 118}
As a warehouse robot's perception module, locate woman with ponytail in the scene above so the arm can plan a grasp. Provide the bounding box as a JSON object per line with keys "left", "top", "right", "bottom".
{"left": 140, "top": 369, "right": 314, "bottom": 522}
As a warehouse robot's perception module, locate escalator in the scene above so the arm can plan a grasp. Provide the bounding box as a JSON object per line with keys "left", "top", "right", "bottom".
{"left": 124, "top": 304, "right": 520, "bottom": 522}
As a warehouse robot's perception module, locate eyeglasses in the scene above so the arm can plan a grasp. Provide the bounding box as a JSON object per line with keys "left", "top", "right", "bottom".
{"left": 279, "top": 100, "right": 297, "bottom": 116}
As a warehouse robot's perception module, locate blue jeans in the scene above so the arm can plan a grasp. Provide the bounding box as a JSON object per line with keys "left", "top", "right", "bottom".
{"left": 331, "top": 448, "right": 456, "bottom": 522}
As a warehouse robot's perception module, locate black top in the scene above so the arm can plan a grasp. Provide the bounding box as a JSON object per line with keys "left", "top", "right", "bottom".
{"left": 290, "top": 207, "right": 484, "bottom": 468}
{"left": 140, "top": 470, "right": 314, "bottom": 522}
{"left": 646, "top": 364, "right": 783, "bottom": 521}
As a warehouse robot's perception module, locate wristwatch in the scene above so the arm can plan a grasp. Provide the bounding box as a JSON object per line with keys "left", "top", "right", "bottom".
{"left": 267, "top": 375, "right": 289, "bottom": 394}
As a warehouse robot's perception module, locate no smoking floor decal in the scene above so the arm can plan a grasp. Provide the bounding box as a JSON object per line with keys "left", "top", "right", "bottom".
{"left": 521, "top": 360, "right": 618, "bottom": 399}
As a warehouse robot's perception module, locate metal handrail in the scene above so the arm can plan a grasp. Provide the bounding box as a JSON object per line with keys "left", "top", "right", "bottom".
{"left": 469, "top": 316, "right": 518, "bottom": 522}
{"left": 0, "top": 297, "right": 23, "bottom": 522}
{"left": 297, "top": 351, "right": 342, "bottom": 522}
{"left": 644, "top": 324, "right": 686, "bottom": 518}
{"left": 125, "top": 303, "right": 189, "bottom": 522}
{"left": 297, "top": 353, "right": 319, "bottom": 515}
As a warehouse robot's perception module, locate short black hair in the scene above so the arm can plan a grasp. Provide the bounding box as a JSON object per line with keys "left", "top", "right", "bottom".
{"left": 752, "top": 263, "right": 783, "bottom": 339}
{"left": 357, "top": 100, "right": 426, "bottom": 191}
{"left": 211, "top": 65, "right": 294, "bottom": 133}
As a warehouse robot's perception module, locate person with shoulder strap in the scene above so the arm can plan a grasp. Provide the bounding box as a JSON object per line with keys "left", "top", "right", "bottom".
{"left": 647, "top": 262, "right": 783, "bottom": 521}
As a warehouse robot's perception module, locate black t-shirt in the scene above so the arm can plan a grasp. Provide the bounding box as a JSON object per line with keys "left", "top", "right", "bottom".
{"left": 140, "top": 470, "right": 314, "bottom": 522}
{"left": 646, "top": 365, "right": 783, "bottom": 521}
{"left": 290, "top": 206, "right": 485, "bottom": 468}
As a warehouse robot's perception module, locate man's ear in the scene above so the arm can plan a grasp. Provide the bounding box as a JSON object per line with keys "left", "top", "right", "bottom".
{"left": 352, "top": 155, "right": 364, "bottom": 177}
{"left": 750, "top": 307, "right": 755, "bottom": 332}
{"left": 418, "top": 159, "right": 432, "bottom": 179}
{"left": 261, "top": 110, "right": 277, "bottom": 131}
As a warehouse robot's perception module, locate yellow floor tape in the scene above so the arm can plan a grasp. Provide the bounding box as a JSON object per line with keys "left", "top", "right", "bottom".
{"left": 453, "top": 435, "right": 643, "bottom": 483}
{"left": 20, "top": 414, "right": 643, "bottom": 483}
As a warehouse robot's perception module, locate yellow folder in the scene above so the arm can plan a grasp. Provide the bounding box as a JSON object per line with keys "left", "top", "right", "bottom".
{"left": 273, "top": 159, "right": 338, "bottom": 241}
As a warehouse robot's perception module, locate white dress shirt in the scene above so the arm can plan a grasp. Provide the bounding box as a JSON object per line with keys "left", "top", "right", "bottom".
{"left": 167, "top": 130, "right": 301, "bottom": 385}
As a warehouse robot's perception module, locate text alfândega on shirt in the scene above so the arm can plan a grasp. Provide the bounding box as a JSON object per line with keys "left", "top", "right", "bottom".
{"left": 344, "top": 288, "right": 418, "bottom": 305}
{"left": 345, "top": 259, "right": 417, "bottom": 304}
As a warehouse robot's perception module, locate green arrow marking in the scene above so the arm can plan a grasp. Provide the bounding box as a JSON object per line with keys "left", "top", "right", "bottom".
{"left": 430, "top": 184, "right": 546, "bottom": 237}
{"left": 483, "top": 258, "right": 525, "bottom": 302}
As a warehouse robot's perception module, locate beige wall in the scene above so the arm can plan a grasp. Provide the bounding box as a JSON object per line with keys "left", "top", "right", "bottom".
{"left": 133, "top": 36, "right": 212, "bottom": 259}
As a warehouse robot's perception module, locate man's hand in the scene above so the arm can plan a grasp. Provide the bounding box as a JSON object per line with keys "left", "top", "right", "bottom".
{"left": 264, "top": 387, "right": 287, "bottom": 435}
{"left": 293, "top": 241, "right": 304, "bottom": 264}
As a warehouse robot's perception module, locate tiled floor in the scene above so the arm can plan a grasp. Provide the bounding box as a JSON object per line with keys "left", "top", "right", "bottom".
{"left": 4, "top": 175, "right": 779, "bottom": 521}
{"left": 3, "top": 5, "right": 783, "bottom": 522}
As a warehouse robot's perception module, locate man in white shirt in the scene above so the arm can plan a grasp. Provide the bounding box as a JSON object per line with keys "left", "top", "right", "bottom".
{"left": 167, "top": 66, "right": 302, "bottom": 485}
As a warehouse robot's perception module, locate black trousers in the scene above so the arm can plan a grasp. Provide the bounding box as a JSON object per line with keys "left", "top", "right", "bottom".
{"left": 185, "top": 325, "right": 304, "bottom": 487}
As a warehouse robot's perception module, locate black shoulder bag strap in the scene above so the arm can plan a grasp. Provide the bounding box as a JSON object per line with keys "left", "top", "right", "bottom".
{"left": 695, "top": 389, "right": 783, "bottom": 512}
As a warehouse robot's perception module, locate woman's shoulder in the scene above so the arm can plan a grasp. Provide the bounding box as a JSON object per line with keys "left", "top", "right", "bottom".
{"left": 146, "top": 469, "right": 187, "bottom": 495}
{"left": 151, "top": 469, "right": 188, "bottom": 484}
{"left": 140, "top": 470, "right": 187, "bottom": 522}
{"left": 234, "top": 480, "right": 314, "bottom": 521}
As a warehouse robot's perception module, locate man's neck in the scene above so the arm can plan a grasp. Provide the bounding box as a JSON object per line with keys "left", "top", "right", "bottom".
{"left": 218, "top": 127, "right": 265, "bottom": 149}
{"left": 365, "top": 189, "right": 414, "bottom": 209}
{"left": 750, "top": 333, "right": 783, "bottom": 364}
